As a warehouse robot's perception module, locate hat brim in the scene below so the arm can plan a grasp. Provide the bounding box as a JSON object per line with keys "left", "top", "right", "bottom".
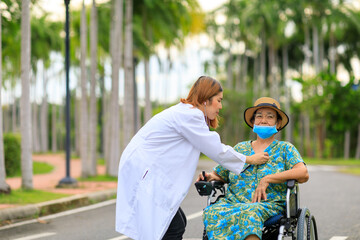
{"left": 244, "top": 104, "right": 289, "bottom": 131}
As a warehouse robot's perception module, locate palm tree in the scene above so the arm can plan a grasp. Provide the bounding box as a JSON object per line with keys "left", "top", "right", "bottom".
{"left": 123, "top": 0, "right": 135, "bottom": 149}
{"left": 107, "top": 0, "right": 123, "bottom": 176}
{"left": 40, "top": 63, "right": 49, "bottom": 152}
{"left": 20, "top": 0, "right": 33, "bottom": 190}
{"left": 0, "top": 3, "right": 11, "bottom": 194}
{"left": 89, "top": 0, "right": 98, "bottom": 176}
{"left": 80, "top": 0, "right": 89, "bottom": 177}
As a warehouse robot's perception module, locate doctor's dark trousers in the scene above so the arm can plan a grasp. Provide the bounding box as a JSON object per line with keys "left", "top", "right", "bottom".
{"left": 162, "top": 208, "right": 187, "bottom": 240}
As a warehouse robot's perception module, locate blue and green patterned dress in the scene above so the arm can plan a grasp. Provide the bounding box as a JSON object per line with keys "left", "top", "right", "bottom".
{"left": 203, "top": 140, "right": 304, "bottom": 240}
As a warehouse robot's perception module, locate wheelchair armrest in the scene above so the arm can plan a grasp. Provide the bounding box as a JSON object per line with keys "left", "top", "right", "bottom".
{"left": 212, "top": 180, "right": 225, "bottom": 189}
{"left": 287, "top": 179, "right": 296, "bottom": 189}
{"left": 195, "top": 181, "right": 213, "bottom": 196}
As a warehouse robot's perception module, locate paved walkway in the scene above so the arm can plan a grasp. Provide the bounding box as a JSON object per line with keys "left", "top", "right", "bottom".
{"left": 1, "top": 154, "right": 117, "bottom": 209}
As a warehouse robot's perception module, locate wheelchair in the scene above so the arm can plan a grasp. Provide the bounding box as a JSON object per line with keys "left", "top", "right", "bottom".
{"left": 195, "top": 171, "right": 318, "bottom": 240}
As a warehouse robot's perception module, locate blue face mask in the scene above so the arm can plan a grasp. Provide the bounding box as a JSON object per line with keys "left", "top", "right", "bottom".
{"left": 253, "top": 125, "right": 278, "bottom": 139}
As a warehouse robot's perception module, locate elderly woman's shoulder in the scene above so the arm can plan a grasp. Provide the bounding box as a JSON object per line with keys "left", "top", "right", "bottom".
{"left": 277, "top": 140, "right": 298, "bottom": 149}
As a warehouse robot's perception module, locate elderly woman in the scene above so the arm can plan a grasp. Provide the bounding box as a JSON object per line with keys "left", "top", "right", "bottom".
{"left": 197, "top": 97, "right": 309, "bottom": 240}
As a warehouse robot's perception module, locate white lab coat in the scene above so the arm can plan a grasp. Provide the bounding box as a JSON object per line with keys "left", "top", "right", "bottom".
{"left": 115, "top": 103, "right": 246, "bottom": 240}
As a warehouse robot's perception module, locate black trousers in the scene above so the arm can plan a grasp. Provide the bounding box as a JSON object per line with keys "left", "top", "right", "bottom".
{"left": 162, "top": 208, "right": 187, "bottom": 240}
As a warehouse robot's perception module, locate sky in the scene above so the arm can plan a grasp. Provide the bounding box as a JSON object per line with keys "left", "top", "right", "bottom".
{"left": 35, "top": 0, "right": 225, "bottom": 21}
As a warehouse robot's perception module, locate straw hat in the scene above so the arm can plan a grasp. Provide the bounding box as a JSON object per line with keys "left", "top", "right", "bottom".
{"left": 244, "top": 97, "right": 289, "bottom": 131}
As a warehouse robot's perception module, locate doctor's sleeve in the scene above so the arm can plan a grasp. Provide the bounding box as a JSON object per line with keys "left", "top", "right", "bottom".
{"left": 178, "top": 113, "right": 246, "bottom": 175}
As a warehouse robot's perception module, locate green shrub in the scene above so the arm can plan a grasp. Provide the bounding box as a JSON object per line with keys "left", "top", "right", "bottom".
{"left": 4, "top": 133, "right": 21, "bottom": 177}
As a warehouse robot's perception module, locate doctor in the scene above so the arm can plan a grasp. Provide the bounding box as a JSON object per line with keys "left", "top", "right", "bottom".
{"left": 115, "top": 76, "right": 269, "bottom": 240}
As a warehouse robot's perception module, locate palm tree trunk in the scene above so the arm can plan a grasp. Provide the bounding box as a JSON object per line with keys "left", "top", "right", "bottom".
{"left": 101, "top": 77, "right": 110, "bottom": 162}
{"left": 11, "top": 89, "right": 17, "bottom": 132}
{"left": 260, "top": 29, "right": 266, "bottom": 96}
{"left": 319, "top": 25, "right": 324, "bottom": 72}
{"left": 20, "top": 0, "right": 33, "bottom": 189}
{"left": 241, "top": 54, "right": 248, "bottom": 92}
{"left": 89, "top": 0, "right": 98, "bottom": 175}
{"left": 304, "top": 114, "right": 312, "bottom": 157}
{"left": 355, "top": 124, "right": 360, "bottom": 159}
{"left": 344, "top": 130, "right": 350, "bottom": 159}
{"left": 329, "top": 24, "right": 336, "bottom": 74}
{"left": 51, "top": 104, "right": 57, "bottom": 152}
{"left": 80, "top": 0, "right": 89, "bottom": 177}
{"left": 226, "top": 49, "right": 233, "bottom": 89}
{"left": 142, "top": 8, "right": 152, "bottom": 123}
{"left": 312, "top": 25, "right": 320, "bottom": 74}
{"left": 0, "top": 6, "right": 11, "bottom": 193}
{"left": 123, "top": 0, "right": 135, "bottom": 147}
{"left": 40, "top": 67, "right": 48, "bottom": 152}
{"left": 144, "top": 59, "right": 152, "bottom": 122}
{"left": 58, "top": 103, "right": 64, "bottom": 150}
{"left": 32, "top": 78, "right": 40, "bottom": 153}
{"left": 235, "top": 54, "right": 242, "bottom": 92}
{"left": 108, "top": 0, "right": 123, "bottom": 176}
{"left": 253, "top": 55, "right": 260, "bottom": 102}
{"left": 303, "top": 22, "right": 311, "bottom": 74}
{"left": 283, "top": 45, "right": 292, "bottom": 143}
{"left": 74, "top": 92, "right": 80, "bottom": 156}
{"left": 268, "top": 44, "right": 277, "bottom": 97}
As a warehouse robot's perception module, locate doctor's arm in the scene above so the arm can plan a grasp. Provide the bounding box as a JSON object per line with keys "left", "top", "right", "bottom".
{"left": 179, "top": 113, "right": 268, "bottom": 173}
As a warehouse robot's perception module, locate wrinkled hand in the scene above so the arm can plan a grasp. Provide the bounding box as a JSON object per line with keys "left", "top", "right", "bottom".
{"left": 196, "top": 172, "right": 210, "bottom": 182}
{"left": 196, "top": 171, "right": 223, "bottom": 182}
{"left": 252, "top": 177, "right": 269, "bottom": 203}
{"left": 246, "top": 152, "right": 269, "bottom": 165}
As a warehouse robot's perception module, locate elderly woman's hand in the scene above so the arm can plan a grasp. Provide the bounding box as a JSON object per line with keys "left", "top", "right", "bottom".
{"left": 246, "top": 152, "right": 269, "bottom": 165}
{"left": 252, "top": 176, "right": 270, "bottom": 203}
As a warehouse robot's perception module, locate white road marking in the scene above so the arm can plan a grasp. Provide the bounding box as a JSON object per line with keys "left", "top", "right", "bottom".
{"left": 107, "top": 236, "right": 130, "bottom": 240}
{"left": 187, "top": 211, "right": 203, "bottom": 220}
{"left": 329, "top": 237, "right": 348, "bottom": 240}
{"left": 12, "top": 232, "right": 56, "bottom": 240}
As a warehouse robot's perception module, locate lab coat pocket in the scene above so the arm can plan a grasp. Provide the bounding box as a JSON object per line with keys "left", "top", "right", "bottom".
{"left": 138, "top": 168, "right": 174, "bottom": 209}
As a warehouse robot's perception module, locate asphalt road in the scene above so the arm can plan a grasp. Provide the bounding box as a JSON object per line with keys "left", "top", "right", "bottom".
{"left": 0, "top": 161, "right": 359, "bottom": 240}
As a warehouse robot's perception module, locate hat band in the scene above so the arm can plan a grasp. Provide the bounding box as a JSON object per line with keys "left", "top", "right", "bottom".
{"left": 256, "top": 103, "right": 279, "bottom": 109}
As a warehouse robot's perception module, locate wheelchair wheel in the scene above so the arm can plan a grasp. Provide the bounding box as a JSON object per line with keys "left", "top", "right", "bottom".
{"left": 296, "top": 208, "right": 318, "bottom": 240}
{"left": 202, "top": 227, "right": 208, "bottom": 240}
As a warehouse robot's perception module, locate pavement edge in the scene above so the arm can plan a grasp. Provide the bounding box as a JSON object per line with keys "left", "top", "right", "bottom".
{"left": 0, "top": 189, "right": 117, "bottom": 223}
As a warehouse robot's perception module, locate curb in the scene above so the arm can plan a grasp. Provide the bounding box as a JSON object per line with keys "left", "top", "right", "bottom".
{"left": 0, "top": 189, "right": 117, "bottom": 222}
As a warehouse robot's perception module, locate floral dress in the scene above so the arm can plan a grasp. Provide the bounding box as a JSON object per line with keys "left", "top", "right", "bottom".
{"left": 203, "top": 140, "right": 304, "bottom": 240}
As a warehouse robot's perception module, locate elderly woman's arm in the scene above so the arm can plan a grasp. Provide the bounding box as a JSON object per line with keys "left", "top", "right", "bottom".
{"left": 252, "top": 162, "right": 309, "bottom": 203}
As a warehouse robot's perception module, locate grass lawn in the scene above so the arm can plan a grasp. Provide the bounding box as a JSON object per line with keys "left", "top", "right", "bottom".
{"left": 0, "top": 189, "right": 69, "bottom": 205}
{"left": 78, "top": 175, "right": 117, "bottom": 182}
{"left": 11, "top": 161, "right": 54, "bottom": 177}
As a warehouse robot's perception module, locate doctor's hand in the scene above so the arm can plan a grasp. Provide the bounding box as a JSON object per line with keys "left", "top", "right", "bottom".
{"left": 196, "top": 171, "right": 224, "bottom": 182}
{"left": 245, "top": 152, "right": 269, "bottom": 165}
